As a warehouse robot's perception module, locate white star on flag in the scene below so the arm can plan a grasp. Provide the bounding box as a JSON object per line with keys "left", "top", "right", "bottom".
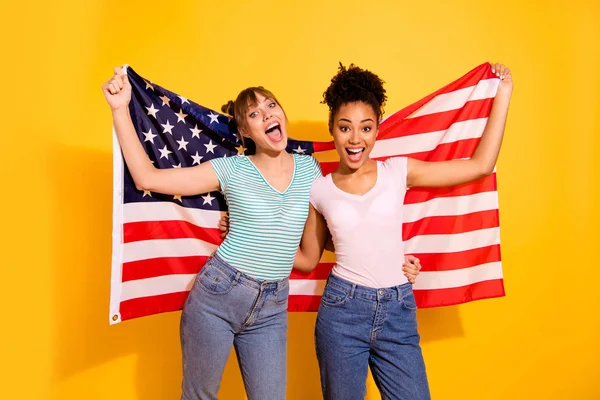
{"left": 142, "top": 129, "right": 157, "bottom": 143}
{"left": 191, "top": 151, "right": 203, "bottom": 165}
{"left": 146, "top": 104, "right": 159, "bottom": 118}
{"left": 293, "top": 146, "right": 306, "bottom": 154}
{"left": 159, "top": 145, "right": 172, "bottom": 159}
{"left": 178, "top": 95, "right": 189, "bottom": 104}
{"left": 161, "top": 120, "right": 174, "bottom": 134}
{"left": 159, "top": 95, "right": 170, "bottom": 107}
{"left": 190, "top": 125, "right": 202, "bottom": 138}
{"left": 202, "top": 193, "right": 215, "bottom": 205}
{"left": 204, "top": 140, "right": 217, "bottom": 154}
{"left": 172, "top": 163, "right": 182, "bottom": 168}
{"left": 177, "top": 137, "right": 189, "bottom": 151}
{"left": 176, "top": 109, "right": 188, "bottom": 123}
{"left": 207, "top": 112, "right": 220, "bottom": 124}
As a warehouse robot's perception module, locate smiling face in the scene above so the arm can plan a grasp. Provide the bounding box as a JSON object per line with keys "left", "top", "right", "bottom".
{"left": 238, "top": 92, "right": 288, "bottom": 154}
{"left": 331, "top": 101, "right": 379, "bottom": 171}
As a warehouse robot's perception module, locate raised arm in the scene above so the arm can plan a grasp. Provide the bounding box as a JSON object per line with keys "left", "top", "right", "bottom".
{"left": 103, "top": 67, "right": 220, "bottom": 196}
{"left": 294, "top": 204, "right": 329, "bottom": 272}
{"left": 407, "top": 63, "right": 513, "bottom": 188}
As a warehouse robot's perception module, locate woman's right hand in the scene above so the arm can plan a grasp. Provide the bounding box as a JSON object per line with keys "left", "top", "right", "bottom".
{"left": 102, "top": 66, "right": 132, "bottom": 111}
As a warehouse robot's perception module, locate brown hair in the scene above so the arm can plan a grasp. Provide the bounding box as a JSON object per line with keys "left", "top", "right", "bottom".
{"left": 221, "top": 86, "right": 285, "bottom": 145}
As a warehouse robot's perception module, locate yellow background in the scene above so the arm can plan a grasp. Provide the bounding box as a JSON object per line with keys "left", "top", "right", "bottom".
{"left": 2, "top": 0, "right": 599, "bottom": 399}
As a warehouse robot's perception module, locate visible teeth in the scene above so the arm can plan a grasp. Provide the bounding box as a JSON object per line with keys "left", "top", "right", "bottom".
{"left": 266, "top": 122, "right": 280, "bottom": 130}
{"left": 347, "top": 148, "right": 363, "bottom": 154}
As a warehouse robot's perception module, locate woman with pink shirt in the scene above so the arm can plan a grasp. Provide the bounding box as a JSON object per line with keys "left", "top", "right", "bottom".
{"left": 295, "top": 62, "right": 513, "bottom": 400}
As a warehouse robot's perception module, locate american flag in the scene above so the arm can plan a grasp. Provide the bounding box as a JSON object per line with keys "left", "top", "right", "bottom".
{"left": 110, "top": 63, "right": 505, "bottom": 324}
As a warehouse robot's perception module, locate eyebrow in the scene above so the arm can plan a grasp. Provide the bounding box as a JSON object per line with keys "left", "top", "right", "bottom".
{"left": 338, "top": 118, "right": 374, "bottom": 123}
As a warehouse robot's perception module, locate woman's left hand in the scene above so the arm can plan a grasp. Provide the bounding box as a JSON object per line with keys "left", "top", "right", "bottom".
{"left": 403, "top": 255, "right": 422, "bottom": 284}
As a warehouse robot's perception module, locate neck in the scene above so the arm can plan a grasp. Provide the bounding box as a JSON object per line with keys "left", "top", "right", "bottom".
{"left": 335, "top": 158, "right": 376, "bottom": 177}
{"left": 252, "top": 148, "right": 290, "bottom": 167}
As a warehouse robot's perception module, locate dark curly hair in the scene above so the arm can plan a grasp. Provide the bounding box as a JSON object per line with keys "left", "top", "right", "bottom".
{"left": 322, "top": 63, "right": 387, "bottom": 132}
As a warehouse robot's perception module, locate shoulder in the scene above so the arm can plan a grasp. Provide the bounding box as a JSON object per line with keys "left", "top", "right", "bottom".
{"left": 382, "top": 156, "right": 408, "bottom": 174}
{"left": 294, "top": 153, "right": 318, "bottom": 166}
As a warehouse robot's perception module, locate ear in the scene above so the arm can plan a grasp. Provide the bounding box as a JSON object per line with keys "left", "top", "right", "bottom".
{"left": 238, "top": 127, "right": 250, "bottom": 138}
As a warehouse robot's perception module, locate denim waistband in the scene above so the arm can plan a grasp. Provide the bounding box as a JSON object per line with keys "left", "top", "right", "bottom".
{"left": 326, "top": 273, "right": 413, "bottom": 301}
{"left": 208, "top": 254, "right": 289, "bottom": 293}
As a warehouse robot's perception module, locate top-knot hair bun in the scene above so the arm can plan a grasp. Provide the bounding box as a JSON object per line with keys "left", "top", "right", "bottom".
{"left": 221, "top": 100, "right": 236, "bottom": 117}
{"left": 322, "top": 63, "right": 387, "bottom": 131}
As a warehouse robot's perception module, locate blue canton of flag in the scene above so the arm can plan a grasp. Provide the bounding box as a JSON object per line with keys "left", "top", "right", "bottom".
{"left": 123, "top": 66, "right": 315, "bottom": 210}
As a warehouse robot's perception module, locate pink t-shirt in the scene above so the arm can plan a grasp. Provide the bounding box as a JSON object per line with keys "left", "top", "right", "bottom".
{"left": 310, "top": 157, "right": 409, "bottom": 288}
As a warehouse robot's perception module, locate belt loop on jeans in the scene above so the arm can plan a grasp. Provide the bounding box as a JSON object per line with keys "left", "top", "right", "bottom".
{"left": 233, "top": 271, "right": 241, "bottom": 285}
{"left": 349, "top": 284, "right": 356, "bottom": 298}
{"left": 396, "top": 286, "right": 402, "bottom": 301}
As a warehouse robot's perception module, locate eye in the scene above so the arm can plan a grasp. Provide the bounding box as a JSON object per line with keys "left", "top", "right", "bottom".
{"left": 362, "top": 126, "right": 372, "bottom": 132}
{"left": 248, "top": 111, "right": 258, "bottom": 118}
{"left": 268, "top": 102, "right": 276, "bottom": 108}
{"left": 339, "top": 126, "right": 350, "bottom": 132}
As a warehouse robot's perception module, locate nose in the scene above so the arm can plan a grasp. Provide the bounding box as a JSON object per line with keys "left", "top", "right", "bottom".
{"left": 349, "top": 130, "right": 360, "bottom": 144}
{"left": 263, "top": 108, "right": 273, "bottom": 121}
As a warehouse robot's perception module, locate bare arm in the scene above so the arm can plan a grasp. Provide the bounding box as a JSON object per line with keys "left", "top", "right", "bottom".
{"left": 103, "top": 67, "right": 220, "bottom": 196}
{"left": 407, "top": 63, "right": 513, "bottom": 188}
{"left": 294, "top": 205, "right": 329, "bottom": 272}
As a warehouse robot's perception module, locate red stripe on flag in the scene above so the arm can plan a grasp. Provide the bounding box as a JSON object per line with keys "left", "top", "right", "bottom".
{"left": 120, "top": 292, "right": 189, "bottom": 321}
{"left": 398, "top": 138, "right": 481, "bottom": 162}
{"left": 379, "top": 98, "right": 493, "bottom": 140}
{"left": 403, "top": 210, "right": 500, "bottom": 239}
{"left": 122, "top": 256, "right": 207, "bottom": 282}
{"left": 318, "top": 139, "right": 491, "bottom": 175}
{"left": 288, "top": 295, "right": 322, "bottom": 312}
{"left": 286, "top": 278, "right": 505, "bottom": 312}
{"left": 381, "top": 63, "right": 493, "bottom": 133}
{"left": 408, "top": 244, "right": 501, "bottom": 272}
{"left": 313, "top": 141, "right": 336, "bottom": 153}
{"left": 289, "top": 262, "right": 334, "bottom": 280}
{"left": 413, "top": 278, "right": 505, "bottom": 308}
{"left": 404, "top": 173, "right": 497, "bottom": 204}
{"left": 123, "top": 220, "right": 223, "bottom": 245}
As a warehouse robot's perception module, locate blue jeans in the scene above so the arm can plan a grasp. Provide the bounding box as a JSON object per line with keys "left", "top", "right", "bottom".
{"left": 315, "top": 274, "right": 431, "bottom": 400}
{"left": 180, "top": 254, "right": 289, "bottom": 400}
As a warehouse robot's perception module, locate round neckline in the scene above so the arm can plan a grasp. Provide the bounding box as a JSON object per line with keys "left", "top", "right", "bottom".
{"left": 329, "top": 161, "right": 380, "bottom": 199}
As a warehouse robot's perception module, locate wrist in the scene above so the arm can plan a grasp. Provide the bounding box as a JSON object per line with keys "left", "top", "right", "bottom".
{"left": 111, "top": 106, "right": 131, "bottom": 118}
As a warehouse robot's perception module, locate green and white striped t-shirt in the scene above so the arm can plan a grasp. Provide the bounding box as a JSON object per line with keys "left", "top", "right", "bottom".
{"left": 209, "top": 154, "right": 322, "bottom": 280}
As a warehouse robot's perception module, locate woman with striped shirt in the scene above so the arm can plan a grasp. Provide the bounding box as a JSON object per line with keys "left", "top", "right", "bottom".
{"left": 103, "top": 67, "right": 423, "bottom": 400}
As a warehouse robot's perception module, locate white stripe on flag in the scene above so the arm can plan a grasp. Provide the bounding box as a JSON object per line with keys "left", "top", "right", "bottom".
{"left": 407, "top": 78, "right": 499, "bottom": 118}
{"left": 123, "top": 201, "right": 225, "bottom": 227}
{"left": 370, "top": 118, "right": 488, "bottom": 158}
{"left": 122, "top": 238, "right": 217, "bottom": 263}
{"left": 120, "top": 274, "right": 197, "bottom": 302}
{"left": 289, "top": 261, "right": 503, "bottom": 295}
{"left": 403, "top": 192, "right": 499, "bottom": 223}
{"left": 412, "top": 261, "right": 503, "bottom": 290}
{"left": 404, "top": 227, "right": 500, "bottom": 254}
{"left": 118, "top": 261, "right": 503, "bottom": 300}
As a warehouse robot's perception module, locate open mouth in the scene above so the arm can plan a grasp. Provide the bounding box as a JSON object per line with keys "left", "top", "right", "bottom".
{"left": 265, "top": 122, "right": 283, "bottom": 142}
{"left": 345, "top": 147, "right": 365, "bottom": 162}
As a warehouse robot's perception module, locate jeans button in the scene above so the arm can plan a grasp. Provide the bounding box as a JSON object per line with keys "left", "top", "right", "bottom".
{"left": 379, "top": 289, "right": 385, "bottom": 295}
